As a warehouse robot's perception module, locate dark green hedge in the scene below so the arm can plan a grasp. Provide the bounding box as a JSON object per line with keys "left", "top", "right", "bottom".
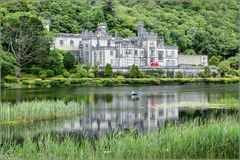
{"left": 13, "top": 77, "right": 239, "bottom": 88}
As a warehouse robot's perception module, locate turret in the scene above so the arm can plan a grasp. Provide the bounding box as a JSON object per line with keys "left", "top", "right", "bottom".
{"left": 137, "top": 21, "right": 145, "bottom": 38}
{"left": 97, "top": 23, "right": 107, "bottom": 35}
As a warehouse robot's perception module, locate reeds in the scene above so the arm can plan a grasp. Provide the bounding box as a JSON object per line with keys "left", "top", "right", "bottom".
{"left": 157, "top": 97, "right": 240, "bottom": 109}
{"left": 2, "top": 117, "right": 239, "bottom": 159}
{"left": 1, "top": 100, "right": 85, "bottom": 126}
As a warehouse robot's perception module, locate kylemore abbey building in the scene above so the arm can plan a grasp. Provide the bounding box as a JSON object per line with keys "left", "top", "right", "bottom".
{"left": 53, "top": 22, "right": 208, "bottom": 68}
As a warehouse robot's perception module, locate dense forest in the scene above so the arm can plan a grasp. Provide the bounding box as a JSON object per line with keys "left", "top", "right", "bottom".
{"left": 0, "top": 0, "right": 239, "bottom": 79}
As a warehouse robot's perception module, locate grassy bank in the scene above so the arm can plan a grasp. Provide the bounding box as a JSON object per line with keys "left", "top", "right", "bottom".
{"left": 2, "top": 117, "right": 239, "bottom": 159}
{"left": 3, "top": 77, "right": 240, "bottom": 88}
{"left": 0, "top": 100, "right": 85, "bottom": 126}
{"left": 156, "top": 97, "right": 240, "bottom": 109}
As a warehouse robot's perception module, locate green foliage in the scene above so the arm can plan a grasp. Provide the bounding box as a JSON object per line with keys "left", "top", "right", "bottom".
{"left": 143, "top": 70, "right": 165, "bottom": 78}
{"left": 0, "top": 49, "right": 16, "bottom": 78}
{"left": 203, "top": 66, "right": 212, "bottom": 78}
{"left": 87, "top": 69, "right": 95, "bottom": 78}
{"left": 76, "top": 67, "right": 88, "bottom": 78}
{"left": 44, "top": 49, "right": 65, "bottom": 75}
{"left": 93, "top": 62, "right": 100, "bottom": 77}
{"left": 46, "top": 69, "right": 54, "bottom": 77}
{"left": 227, "top": 54, "right": 239, "bottom": 70}
{"left": 1, "top": 100, "right": 84, "bottom": 125}
{"left": 175, "top": 71, "right": 183, "bottom": 78}
{"left": 38, "top": 71, "right": 47, "bottom": 79}
{"left": 83, "top": 63, "right": 91, "bottom": 71}
{"left": 62, "top": 69, "right": 70, "bottom": 78}
{"left": 129, "top": 64, "right": 143, "bottom": 78}
{"left": 3, "top": 75, "right": 17, "bottom": 83}
{"left": 209, "top": 56, "right": 220, "bottom": 66}
{"left": 30, "top": 65, "right": 41, "bottom": 75}
{"left": 1, "top": 12, "right": 50, "bottom": 77}
{"left": 5, "top": 77, "right": 238, "bottom": 88}
{"left": 104, "top": 63, "right": 113, "bottom": 77}
{"left": 1, "top": 0, "right": 238, "bottom": 57}
{"left": 63, "top": 52, "right": 75, "bottom": 70}
{"left": 2, "top": 117, "right": 239, "bottom": 159}
{"left": 184, "top": 49, "right": 196, "bottom": 55}
{"left": 218, "top": 54, "right": 239, "bottom": 77}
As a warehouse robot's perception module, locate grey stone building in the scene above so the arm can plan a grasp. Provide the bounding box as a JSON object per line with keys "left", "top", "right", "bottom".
{"left": 53, "top": 22, "right": 208, "bottom": 67}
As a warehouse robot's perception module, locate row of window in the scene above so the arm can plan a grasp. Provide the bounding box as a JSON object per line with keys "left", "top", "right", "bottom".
{"left": 59, "top": 40, "right": 82, "bottom": 46}
{"left": 166, "top": 60, "right": 176, "bottom": 66}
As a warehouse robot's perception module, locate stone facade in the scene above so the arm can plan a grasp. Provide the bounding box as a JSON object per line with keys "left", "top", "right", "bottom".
{"left": 53, "top": 22, "right": 208, "bottom": 67}
{"left": 178, "top": 54, "right": 208, "bottom": 66}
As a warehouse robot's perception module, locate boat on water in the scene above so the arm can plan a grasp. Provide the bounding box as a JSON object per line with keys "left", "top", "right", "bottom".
{"left": 131, "top": 91, "right": 143, "bottom": 96}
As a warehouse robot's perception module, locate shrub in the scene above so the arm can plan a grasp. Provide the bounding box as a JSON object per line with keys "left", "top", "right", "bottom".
{"left": 46, "top": 69, "right": 54, "bottom": 77}
{"left": 87, "top": 69, "right": 95, "bottom": 78}
{"left": 212, "top": 72, "right": 218, "bottom": 78}
{"left": 62, "top": 70, "right": 70, "bottom": 78}
{"left": 21, "top": 80, "right": 34, "bottom": 86}
{"left": 204, "top": 66, "right": 212, "bottom": 78}
{"left": 49, "top": 78, "right": 67, "bottom": 87}
{"left": 63, "top": 52, "right": 75, "bottom": 70}
{"left": 104, "top": 63, "right": 113, "bottom": 77}
{"left": 3, "top": 75, "right": 17, "bottom": 83}
{"left": 197, "top": 72, "right": 205, "bottom": 78}
{"left": 31, "top": 66, "right": 41, "bottom": 75}
{"left": 129, "top": 65, "right": 143, "bottom": 78}
{"left": 102, "top": 79, "right": 114, "bottom": 86}
{"left": 166, "top": 71, "right": 174, "bottom": 78}
{"left": 175, "top": 71, "right": 183, "bottom": 78}
{"left": 38, "top": 71, "right": 47, "bottom": 79}
{"left": 116, "top": 76, "right": 125, "bottom": 84}
{"left": 34, "top": 79, "right": 44, "bottom": 87}
{"left": 43, "top": 49, "right": 64, "bottom": 75}
{"left": 93, "top": 63, "right": 100, "bottom": 77}
{"left": 22, "top": 68, "right": 32, "bottom": 74}
{"left": 76, "top": 68, "right": 88, "bottom": 78}
{"left": 209, "top": 56, "right": 220, "bottom": 66}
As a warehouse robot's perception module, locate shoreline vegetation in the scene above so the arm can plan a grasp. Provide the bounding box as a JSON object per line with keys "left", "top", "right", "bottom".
{"left": 3, "top": 77, "right": 240, "bottom": 89}
{"left": 156, "top": 97, "right": 240, "bottom": 109}
{"left": 0, "top": 100, "right": 85, "bottom": 126}
{"left": 2, "top": 117, "right": 239, "bottom": 159}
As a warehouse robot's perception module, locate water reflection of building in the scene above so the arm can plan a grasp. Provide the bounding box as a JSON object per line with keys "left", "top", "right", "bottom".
{"left": 59, "top": 93, "right": 179, "bottom": 137}
{"left": 56, "top": 87, "right": 223, "bottom": 138}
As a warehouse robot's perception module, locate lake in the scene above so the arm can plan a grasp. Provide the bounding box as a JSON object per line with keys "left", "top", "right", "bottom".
{"left": 1, "top": 84, "right": 239, "bottom": 142}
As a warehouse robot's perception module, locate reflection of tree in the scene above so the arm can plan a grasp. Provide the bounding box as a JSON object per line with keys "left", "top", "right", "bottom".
{"left": 105, "top": 94, "right": 113, "bottom": 103}
{"left": 94, "top": 94, "right": 99, "bottom": 104}
{"left": 88, "top": 94, "right": 94, "bottom": 104}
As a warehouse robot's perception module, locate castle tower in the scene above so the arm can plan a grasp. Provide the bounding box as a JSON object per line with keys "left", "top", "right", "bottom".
{"left": 137, "top": 21, "right": 145, "bottom": 38}
{"left": 97, "top": 23, "right": 107, "bottom": 35}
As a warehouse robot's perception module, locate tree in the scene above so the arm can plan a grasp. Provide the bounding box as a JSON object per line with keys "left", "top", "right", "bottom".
{"left": 184, "top": 49, "right": 196, "bottom": 55}
{"left": 43, "top": 49, "right": 64, "bottom": 75}
{"left": 209, "top": 56, "right": 220, "bottom": 66}
{"left": 218, "top": 61, "right": 231, "bottom": 77}
{"left": 203, "top": 66, "right": 212, "bottom": 78}
{"left": 76, "top": 67, "right": 88, "bottom": 78}
{"left": 63, "top": 52, "right": 75, "bottom": 70}
{"left": 227, "top": 54, "right": 239, "bottom": 70}
{"left": 87, "top": 69, "right": 95, "bottom": 78}
{"left": 129, "top": 64, "right": 143, "bottom": 78}
{"left": 0, "top": 49, "right": 16, "bottom": 78}
{"left": 104, "top": 63, "right": 113, "bottom": 77}
{"left": 103, "top": 0, "right": 116, "bottom": 17}
{"left": 2, "top": 12, "right": 50, "bottom": 78}
{"left": 93, "top": 62, "right": 100, "bottom": 77}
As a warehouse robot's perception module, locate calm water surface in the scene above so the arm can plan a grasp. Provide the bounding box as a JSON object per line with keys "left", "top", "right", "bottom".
{"left": 1, "top": 84, "right": 239, "bottom": 141}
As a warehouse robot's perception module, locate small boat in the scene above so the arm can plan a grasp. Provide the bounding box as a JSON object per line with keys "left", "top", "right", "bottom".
{"left": 132, "top": 91, "right": 143, "bottom": 96}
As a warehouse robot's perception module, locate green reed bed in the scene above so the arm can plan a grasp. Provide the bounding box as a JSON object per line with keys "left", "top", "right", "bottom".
{"left": 0, "top": 100, "right": 85, "bottom": 126}
{"left": 156, "top": 97, "right": 240, "bottom": 109}
{"left": 2, "top": 117, "right": 239, "bottom": 159}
